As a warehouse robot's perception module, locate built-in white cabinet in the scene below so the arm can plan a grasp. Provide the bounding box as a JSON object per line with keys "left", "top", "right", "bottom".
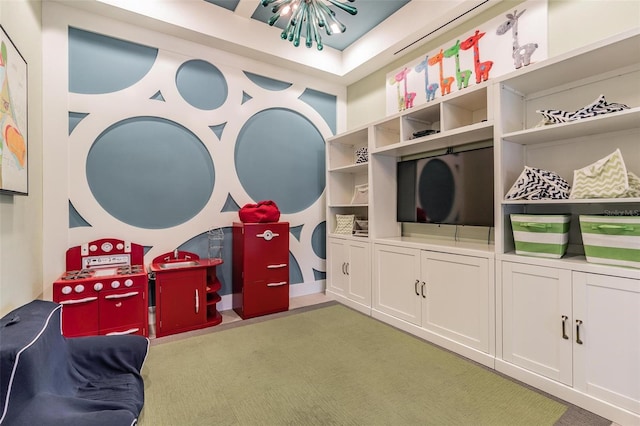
{"left": 325, "top": 28, "right": 640, "bottom": 426}
{"left": 502, "top": 262, "right": 573, "bottom": 385}
{"left": 502, "top": 262, "right": 640, "bottom": 420}
{"left": 373, "top": 243, "right": 494, "bottom": 365}
{"left": 495, "top": 30, "right": 640, "bottom": 425}
{"left": 326, "top": 236, "right": 371, "bottom": 314}
{"left": 572, "top": 271, "right": 640, "bottom": 417}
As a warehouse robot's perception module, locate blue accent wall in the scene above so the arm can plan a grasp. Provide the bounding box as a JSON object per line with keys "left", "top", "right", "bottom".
{"left": 67, "top": 28, "right": 334, "bottom": 295}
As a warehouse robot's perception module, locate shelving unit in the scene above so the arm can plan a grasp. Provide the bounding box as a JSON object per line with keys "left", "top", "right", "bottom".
{"left": 326, "top": 28, "right": 640, "bottom": 426}
{"left": 495, "top": 29, "right": 640, "bottom": 426}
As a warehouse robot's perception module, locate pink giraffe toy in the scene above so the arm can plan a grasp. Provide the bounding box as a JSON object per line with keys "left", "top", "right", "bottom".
{"left": 496, "top": 9, "right": 538, "bottom": 69}
{"left": 393, "top": 67, "right": 416, "bottom": 111}
{"left": 414, "top": 55, "right": 439, "bottom": 102}
{"left": 461, "top": 30, "right": 494, "bottom": 83}
{"left": 428, "top": 49, "right": 455, "bottom": 96}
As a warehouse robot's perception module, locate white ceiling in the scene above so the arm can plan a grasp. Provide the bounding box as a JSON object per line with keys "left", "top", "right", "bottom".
{"left": 56, "top": 0, "right": 500, "bottom": 85}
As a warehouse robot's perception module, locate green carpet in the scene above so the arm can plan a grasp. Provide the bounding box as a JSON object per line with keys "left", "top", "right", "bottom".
{"left": 139, "top": 303, "right": 568, "bottom": 426}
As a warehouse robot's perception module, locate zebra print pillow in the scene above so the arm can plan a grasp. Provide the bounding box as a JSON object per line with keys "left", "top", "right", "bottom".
{"left": 537, "top": 94, "right": 629, "bottom": 124}
{"left": 505, "top": 166, "right": 571, "bottom": 200}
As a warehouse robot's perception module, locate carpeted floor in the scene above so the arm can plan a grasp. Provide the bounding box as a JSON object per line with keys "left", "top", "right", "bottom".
{"left": 139, "top": 302, "right": 611, "bottom": 426}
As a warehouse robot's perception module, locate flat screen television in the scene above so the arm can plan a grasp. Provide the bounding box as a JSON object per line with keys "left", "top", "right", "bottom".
{"left": 397, "top": 146, "right": 494, "bottom": 226}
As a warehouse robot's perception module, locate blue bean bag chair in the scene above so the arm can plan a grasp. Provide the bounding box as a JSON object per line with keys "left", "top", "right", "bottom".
{"left": 0, "top": 300, "right": 149, "bottom": 425}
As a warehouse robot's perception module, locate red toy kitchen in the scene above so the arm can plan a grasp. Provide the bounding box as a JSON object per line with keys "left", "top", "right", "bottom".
{"left": 52, "top": 238, "right": 148, "bottom": 337}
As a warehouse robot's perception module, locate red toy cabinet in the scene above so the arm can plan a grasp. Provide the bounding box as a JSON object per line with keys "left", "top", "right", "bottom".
{"left": 232, "top": 222, "right": 290, "bottom": 319}
{"left": 149, "top": 251, "right": 223, "bottom": 338}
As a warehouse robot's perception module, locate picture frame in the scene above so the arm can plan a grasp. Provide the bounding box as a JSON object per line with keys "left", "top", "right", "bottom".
{"left": 0, "top": 24, "right": 28, "bottom": 195}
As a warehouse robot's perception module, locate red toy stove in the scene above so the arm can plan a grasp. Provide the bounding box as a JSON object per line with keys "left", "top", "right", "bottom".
{"left": 52, "top": 238, "right": 148, "bottom": 337}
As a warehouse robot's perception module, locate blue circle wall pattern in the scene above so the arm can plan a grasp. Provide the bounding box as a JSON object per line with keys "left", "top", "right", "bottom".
{"left": 86, "top": 117, "right": 215, "bottom": 229}
{"left": 235, "top": 108, "right": 325, "bottom": 214}
{"left": 176, "top": 60, "right": 228, "bottom": 110}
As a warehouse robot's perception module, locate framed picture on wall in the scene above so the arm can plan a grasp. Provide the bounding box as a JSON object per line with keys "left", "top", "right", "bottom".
{"left": 0, "top": 25, "right": 28, "bottom": 195}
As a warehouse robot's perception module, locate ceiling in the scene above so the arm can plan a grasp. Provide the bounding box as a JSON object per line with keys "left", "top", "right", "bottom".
{"left": 59, "top": 0, "right": 500, "bottom": 85}
{"left": 207, "top": 0, "right": 411, "bottom": 51}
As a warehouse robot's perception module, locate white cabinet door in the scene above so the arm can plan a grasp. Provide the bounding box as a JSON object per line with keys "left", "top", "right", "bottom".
{"left": 422, "top": 251, "right": 491, "bottom": 353}
{"left": 573, "top": 272, "right": 640, "bottom": 415}
{"left": 346, "top": 240, "right": 371, "bottom": 306}
{"left": 502, "top": 262, "right": 573, "bottom": 385}
{"left": 327, "top": 238, "right": 348, "bottom": 297}
{"left": 373, "top": 244, "right": 421, "bottom": 325}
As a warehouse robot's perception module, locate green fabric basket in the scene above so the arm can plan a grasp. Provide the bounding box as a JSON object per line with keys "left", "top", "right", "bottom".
{"left": 511, "top": 214, "right": 571, "bottom": 258}
{"left": 579, "top": 215, "right": 640, "bottom": 269}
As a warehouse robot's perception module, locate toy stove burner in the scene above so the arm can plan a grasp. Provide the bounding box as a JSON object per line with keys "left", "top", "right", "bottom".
{"left": 60, "top": 269, "right": 93, "bottom": 280}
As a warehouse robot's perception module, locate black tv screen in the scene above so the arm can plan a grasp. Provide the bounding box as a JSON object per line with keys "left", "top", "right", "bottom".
{"left": 397, "top": 146, "right": 494, "bottom": 226}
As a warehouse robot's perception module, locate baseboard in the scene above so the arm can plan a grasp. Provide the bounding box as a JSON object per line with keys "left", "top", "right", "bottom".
{"left": 217, "top": 281, "right": 327, "bottom": 312}
{"left": 325, "top": 291, "right": 372, "bottom": 316}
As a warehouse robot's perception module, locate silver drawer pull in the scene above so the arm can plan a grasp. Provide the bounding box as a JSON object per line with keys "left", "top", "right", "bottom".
{"left": 267, "top": 263, "right": 287, "bottom": 269}
{"left": 106, "top": 328, "right": 139, "bottom": 336}
{"left": 256, "top": 230, "right": 279, "bottom": 241}
{"left": 267, "top": 281, "right": 287, "bottom": 287}
{"left": 105, "top": 291, "right": 139, "bottom": 300}
{"left": 59, "top": 296, "right": 98, "bottom": 305}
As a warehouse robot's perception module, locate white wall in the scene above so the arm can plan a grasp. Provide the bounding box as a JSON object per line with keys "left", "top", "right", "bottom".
{"left": 0, "top": 0, "right": 43, "bottom": 316}
{"left": 41, "top": 2, "right": 346, "bottom": 307}
{"left": 346, "top": 0, "right": 640, "bottom": 129}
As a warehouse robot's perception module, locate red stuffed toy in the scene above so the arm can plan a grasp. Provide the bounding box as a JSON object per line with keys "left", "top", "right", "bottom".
{"left": 239, "top": 200, "right": 281, "bottom": 223}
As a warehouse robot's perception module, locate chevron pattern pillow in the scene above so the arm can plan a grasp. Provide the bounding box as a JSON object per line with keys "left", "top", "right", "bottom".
{"left": 621, "top": 172, "right": 640, "bottom": 198}
{"left": 537, "top": 94, "right": 629, "bottom": 124}
{"left": 570, "top": 149, "right": 629, "bottom": 199}
{"left": 334, "top": 214, "right": 355, "bottom": 235}
{"left": 505, "top": 166, "right": 571, "bottom": 200}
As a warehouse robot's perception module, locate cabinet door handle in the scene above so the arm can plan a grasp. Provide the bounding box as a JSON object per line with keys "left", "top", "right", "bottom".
{"left": 195, "top": 289, "right": 200, "bottom": 314}
{"left": 267, "top": 263, "right": 287, "bottom": 269}
{"left": 575, "top": 319, "right": 583, "bottom": 344}
{"left": 421, "top": 282, "right": 426, "bottom": 298}
{"left": 256, "top": 230, "right": 279, "bottom": 240}
{"left": 59, "top": 296, "right": 98, "bottom": 305}
{"left": 267, "top": 281, "right": 287, "bottom": 287}
{"left": 561, "top": 315, "right": 569, "bottom": 339}
{"left": 345, "top": 263, "right": 350, "bottom": 275}
{"left": 106, "top": 328, "right": 140, "bottom": 336}
{"left": 414, "top": 279, "right": 420, "bottom": 296}
{"left": 342, "top": 262, "right": 346, "bottom": 275}
{"left": 105, "top": 291, "right": 139, "bottom": 300}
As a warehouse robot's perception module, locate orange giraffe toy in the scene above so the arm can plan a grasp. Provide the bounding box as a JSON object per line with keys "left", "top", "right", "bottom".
{"left": 461, "top": 30, "right": 494, "bottom": 84}
{"left": 428, "top": 49, "right": 454, "bottom": 96}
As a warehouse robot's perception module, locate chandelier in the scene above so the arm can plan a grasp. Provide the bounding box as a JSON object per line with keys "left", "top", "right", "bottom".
{"left": 261, "top": 0, "right": 357, "bottom": 51}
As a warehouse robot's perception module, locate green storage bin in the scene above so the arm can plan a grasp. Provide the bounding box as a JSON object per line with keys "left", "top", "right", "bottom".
{"left": 579, "top": 215, "right": 640, "bottom": 269}
{"left": 511, "top": 214, "right": 571, "bottom": 258}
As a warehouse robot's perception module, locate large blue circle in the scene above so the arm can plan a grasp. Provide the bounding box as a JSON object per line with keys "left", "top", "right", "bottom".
{"left": 86, "top": 117, "right": 215, "bottom": 229}
{"left": 235, "top": 108, "right": 325, "bottom": 213}
{"left": 176, "top": 60, "right": 228, "bottom": 110}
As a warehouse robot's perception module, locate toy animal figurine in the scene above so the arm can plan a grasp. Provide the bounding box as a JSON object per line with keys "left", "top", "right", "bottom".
{"left": 392, "top": 67, "right": 416, "bottom": 111}
{"left": 414, "top": 55, "right": 439, "bottom": 102}
{"left": 428, "top": 49, "right": 455, "bottom": 96}
{"left": 444, "top": 40, "right": 472, "bottom": 90}
{"left": 496, "top": 9, "right": 538, "bottom": 69}
{"left": 461, "top": 30, "right": 493, "bottom": 83}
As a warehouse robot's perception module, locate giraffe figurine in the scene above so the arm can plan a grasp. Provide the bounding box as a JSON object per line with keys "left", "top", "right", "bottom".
{"left": 428, "top": 49, "right": 455, "bottom": 96}
{"left": 414, "top": 55, "right": 439, "bottom": 102}
{"left": 389, "top": 76, "right": 404, "bottom": 111}
{"left": 444, "top": 40, "right": 472, "bottom": 90}
{"left": 396, "top": 67, "right": 416, "bottom": 111}
{"left": 496, "top": 9, "right": 538, "bottom": 69}
{"left": 461, "top": 30, "right": 493, "bottom": 83}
